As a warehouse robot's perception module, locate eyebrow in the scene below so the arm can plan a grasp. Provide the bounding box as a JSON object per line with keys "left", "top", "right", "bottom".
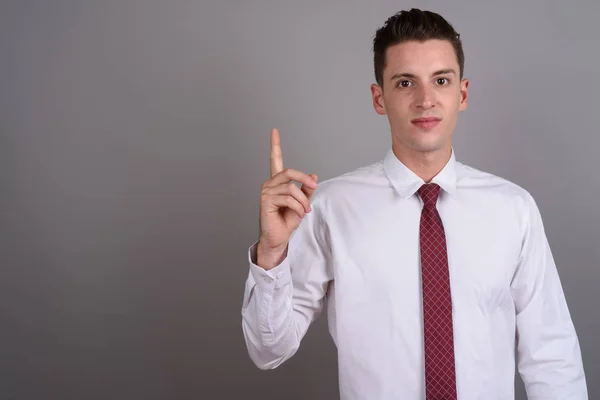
{"left": 390, "top": 69, "right": 457, "bottom": 81}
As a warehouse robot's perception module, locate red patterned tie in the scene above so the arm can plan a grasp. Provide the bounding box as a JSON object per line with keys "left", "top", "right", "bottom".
{"left": 417, "top": 183, "right": 457, "bottom": 400}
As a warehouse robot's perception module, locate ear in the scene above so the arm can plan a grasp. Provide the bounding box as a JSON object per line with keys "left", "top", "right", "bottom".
{"left": 458, "top": 78, "right": 469, "bottom": 112}
{"left": 371, "top": 84, "right": 387, "bottom": 115}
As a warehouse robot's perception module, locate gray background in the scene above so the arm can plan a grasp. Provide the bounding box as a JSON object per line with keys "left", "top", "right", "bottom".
{"left": 1, "top": 0, "right": 598, "bottom": 399}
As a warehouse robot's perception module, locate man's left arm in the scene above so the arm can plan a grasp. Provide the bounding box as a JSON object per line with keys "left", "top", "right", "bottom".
{"left": 510, "top": 192, "right": 588, "bottom": 399}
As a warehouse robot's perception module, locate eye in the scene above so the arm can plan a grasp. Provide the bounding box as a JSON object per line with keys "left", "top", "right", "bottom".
{"left": 436, "top": 77, "right": 450, "bottom": 85}
{"left": 396, "top": 80, "right": 412, "bottom": 88}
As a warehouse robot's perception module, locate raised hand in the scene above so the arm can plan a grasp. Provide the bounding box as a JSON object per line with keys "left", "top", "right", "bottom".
{"left": 257, "top": 128, "right": 319, "bottom": 269}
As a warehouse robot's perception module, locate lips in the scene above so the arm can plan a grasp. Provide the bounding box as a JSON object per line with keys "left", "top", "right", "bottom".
{"left": 411, "top": 117, "right": 441, "bottom": 130}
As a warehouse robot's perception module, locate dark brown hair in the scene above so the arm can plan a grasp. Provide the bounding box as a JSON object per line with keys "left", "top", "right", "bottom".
{"left": 372, "top": 9, "right": 464, "bottom": 88}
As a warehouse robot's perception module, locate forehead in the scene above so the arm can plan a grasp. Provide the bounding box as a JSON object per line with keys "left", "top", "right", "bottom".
{"left": 384, "top": 39, "right": 458, "bottom": 77}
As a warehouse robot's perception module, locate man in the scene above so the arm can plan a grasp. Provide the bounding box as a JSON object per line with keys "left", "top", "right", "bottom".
{"left": 241, "top": 8, "right": 587, "bottom": 400}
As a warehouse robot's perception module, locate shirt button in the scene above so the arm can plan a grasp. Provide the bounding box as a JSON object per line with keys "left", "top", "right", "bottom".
{"left": 276, "top": 272, "right": 284, "bottom": 279}
{"left": 263, "top": 276, "right": 273, "bottom": 283}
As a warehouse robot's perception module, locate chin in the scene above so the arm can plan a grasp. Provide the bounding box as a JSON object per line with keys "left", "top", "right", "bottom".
{"left": 411, "top": 142, "right": 444, "bottom": 153}
{"left": 406, "top": 134, "right": 448, "bottom": 153}
{"left": 393, "top": 125, "right": 451, "bottom": 153}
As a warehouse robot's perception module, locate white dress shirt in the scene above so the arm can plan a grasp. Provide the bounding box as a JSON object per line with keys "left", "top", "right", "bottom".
{"left": 241, "top": 147, "right": 587, "bottom": 399}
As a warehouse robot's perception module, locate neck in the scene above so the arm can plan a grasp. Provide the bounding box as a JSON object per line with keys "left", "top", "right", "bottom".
{"left": 391, "top": 143, "right": 452, "bottom": 183}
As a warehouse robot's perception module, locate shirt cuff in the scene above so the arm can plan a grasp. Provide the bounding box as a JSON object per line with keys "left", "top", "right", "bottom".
{"left": 248, "top": 241, "right": 292, "bottom": 291}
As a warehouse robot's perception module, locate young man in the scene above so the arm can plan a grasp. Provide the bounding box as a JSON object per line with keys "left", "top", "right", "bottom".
{"left": 241, "top": 8, "right": 587, "bottom": 400}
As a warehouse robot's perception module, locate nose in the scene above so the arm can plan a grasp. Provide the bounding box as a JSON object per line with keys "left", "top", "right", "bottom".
{"left": 415, "top": 85, "right": 436, "bottom": 109}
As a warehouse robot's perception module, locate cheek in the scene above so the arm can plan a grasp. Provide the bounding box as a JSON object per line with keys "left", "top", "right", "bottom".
{"left": 384, "top": 96, "right": 412, "bottom": 118}
{"left": 444, "top": 90, "right": 462, "bottom": 109}
{"left": 389, "top": 108, "right": 413, "bottom": 126}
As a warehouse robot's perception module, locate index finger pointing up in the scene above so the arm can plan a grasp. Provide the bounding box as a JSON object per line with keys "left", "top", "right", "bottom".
{"left": 270, "top": 128, "right": 284, "bottom": 177}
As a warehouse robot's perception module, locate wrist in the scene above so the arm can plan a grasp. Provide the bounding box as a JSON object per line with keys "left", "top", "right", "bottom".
{"left": 256, "top": 240, "right": 288, "bottom": 270}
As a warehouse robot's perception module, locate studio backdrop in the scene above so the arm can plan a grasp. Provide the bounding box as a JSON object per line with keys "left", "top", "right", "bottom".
{"left": 1, "top": 0, "right": 598, "bottom": 399}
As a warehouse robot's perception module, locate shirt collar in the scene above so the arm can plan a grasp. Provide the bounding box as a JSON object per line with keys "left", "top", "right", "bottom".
{"left": 382, "top": 147, "right": 458, "bottom": 200}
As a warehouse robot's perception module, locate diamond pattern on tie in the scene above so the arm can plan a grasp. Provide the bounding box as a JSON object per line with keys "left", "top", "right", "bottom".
{"left": 417, "top": 183, "right": 457, "bottom": 400}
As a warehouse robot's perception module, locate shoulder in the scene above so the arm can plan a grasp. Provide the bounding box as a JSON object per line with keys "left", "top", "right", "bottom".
{"left": 457, "top": 161, "right": 535, "bottom": 202}
{"left": 309, "top": 158, "right": 387, "bottom": 207}
{"left": 455, "top": 161, "right": 540, "bottom": 224}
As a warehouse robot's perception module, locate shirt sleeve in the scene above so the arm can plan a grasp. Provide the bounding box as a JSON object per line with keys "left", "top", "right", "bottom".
{"left": 241, "top": 198, "right": 332, "bottom": 370}
{"left": 511, "top": 192, "right": 588, "bottom": 399}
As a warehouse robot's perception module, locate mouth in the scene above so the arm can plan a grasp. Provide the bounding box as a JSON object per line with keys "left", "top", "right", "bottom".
{"left": 411, "top": 117, "right": 441, "bottom": 130}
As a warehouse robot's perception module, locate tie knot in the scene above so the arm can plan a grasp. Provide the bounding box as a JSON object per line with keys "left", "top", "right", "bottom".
{"left": 417, "top": 183, "right": 441, "bottom": 207}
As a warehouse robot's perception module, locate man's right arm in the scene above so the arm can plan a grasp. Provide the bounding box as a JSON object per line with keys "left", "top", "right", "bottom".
{"left": 242, "top": 128, "right": 329, "bottom": 369}
{"left": 241, "top": 200, "right": 331, "bottom": 369}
